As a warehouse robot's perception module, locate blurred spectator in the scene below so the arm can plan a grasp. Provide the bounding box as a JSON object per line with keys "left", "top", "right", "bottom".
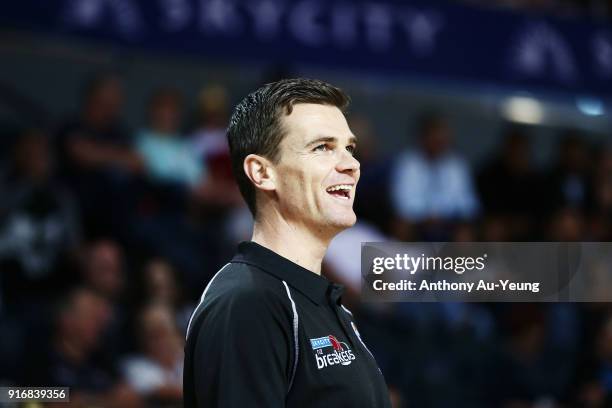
{"left": 390, "top": 112, "right": 479, "bottom": 240}
{"left": 142, "top": 258, "right": 179, "bottom": 307}
{"left": 480, "top": 215, "right": 512, "bottom": 241}
{"left": 79, "top": 239, "right": 131, "bottom": 356}
{"left": 189, "top": 84, "right": 242, "bottom": 209}
{"left": 0, "top": 129, "right": 80, "bottom": 309}
{"left": 122, "top": 304, "right": 183, "bottom": 407}
{"left": 388, "top": 386, "right": 405, "bottom": 408}
{"left": 453, "top": 222, "right": 477, "bottom": 242}
{"left": 571, "top": 312, "right": 612, "bottom": 407}
{"left": 24, "top": 287, "right": 142, "bottom": 408}
{"left": 545, "top": 131, "right": 594, "bottom": 212}
{"left": 81, "top": 239, "right": 125, "bottom": 301}
{"left": 490, "top": 304, "right": 571, "bottom": 407}
{"left": 548, "top": 207, "right": 586, "bottom": 241}
{"left": 136, "top": 88, "right": 203, "bottom": 188}
{"left": 129, "top": 87, "right": 234, "bottom": 294}
{"left": 587, "top": 145, "right": 612, "bottom": 240}
{"left": 190, "top": 85, "right": 230, "bottom": 164}
{"left": 139, "top": 258, "right": 195, "bottom": 335}
{"left": 188, "top": 83, "right": 247, "bottom": 266}
{"left": 592, "top": 145, "right": 612, "bottom": 209}
{"left": 477, "top": 127, "right": 545, "bottom": 239}
{"left": 56, "top": 73, "right": 143, "bottom": 239}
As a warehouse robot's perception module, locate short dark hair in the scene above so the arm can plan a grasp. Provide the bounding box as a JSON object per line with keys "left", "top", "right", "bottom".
{"left": 81, "top": 72, "right": 122, "bottom": 103}
{"left": 227, "top": 78, "right": 350, "bottom": 217}
{"left": 416, "top": 111, "right": 446, "bottom": 137}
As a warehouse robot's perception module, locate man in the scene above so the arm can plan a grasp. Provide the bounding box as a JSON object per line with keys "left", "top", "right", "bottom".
{"left": 184, "top": 78, "right": 391, "bottom": 407}
{"left": 392, "top": 112, "right": 479, "bottom": 222}
{"left": 56, "top": 73, "right": 143, "bottom": 238}
{"left": 24, "top": 287, "right": 142, "bottom": 408}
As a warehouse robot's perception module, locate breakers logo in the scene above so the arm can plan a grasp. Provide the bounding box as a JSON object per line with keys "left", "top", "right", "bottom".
{"left": 310, "top": 335, "right": 356, "bottom": 369}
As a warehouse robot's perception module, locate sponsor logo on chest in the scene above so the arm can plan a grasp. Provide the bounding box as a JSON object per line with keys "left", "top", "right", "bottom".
{"left": 310, "top": 335, "right": 356, "bottom": 369}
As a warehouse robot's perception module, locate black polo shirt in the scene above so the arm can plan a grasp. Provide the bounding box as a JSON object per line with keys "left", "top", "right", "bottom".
{"left": 184, "top": 241, "right": 391, "bottom": 407}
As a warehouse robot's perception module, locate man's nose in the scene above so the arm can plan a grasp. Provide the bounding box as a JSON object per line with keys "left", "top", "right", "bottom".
{"left": 336, "top": 150, "right": 360, "bottom": 173}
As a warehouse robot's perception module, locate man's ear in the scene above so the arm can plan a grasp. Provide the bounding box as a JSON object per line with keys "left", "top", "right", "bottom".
{"left": 244, "top": 154, "right": 276, "bottom": 192}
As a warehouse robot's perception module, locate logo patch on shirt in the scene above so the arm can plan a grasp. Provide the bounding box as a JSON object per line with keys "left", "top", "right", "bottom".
{"left": 310, "top": 335, "right": 356, "bottom": 369}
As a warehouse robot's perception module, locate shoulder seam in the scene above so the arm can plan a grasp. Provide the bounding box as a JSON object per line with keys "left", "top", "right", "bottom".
{"left": 185, "top": 263, "right": 231, "bottom": 339}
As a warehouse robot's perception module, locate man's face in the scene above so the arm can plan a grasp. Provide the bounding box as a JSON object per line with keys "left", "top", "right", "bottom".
{"left": 271, "top": 103, "right": 360, "bottom": 234}
{"left": 87, "top": 78, "right": 124, "bottom": 126}
{"left": 422, "top": 121, "right": 450, "bottom": 159}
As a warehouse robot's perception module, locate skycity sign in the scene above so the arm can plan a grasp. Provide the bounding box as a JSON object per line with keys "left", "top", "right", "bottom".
{"left": 3, "top": 0, "right": 612, "bottom": 95}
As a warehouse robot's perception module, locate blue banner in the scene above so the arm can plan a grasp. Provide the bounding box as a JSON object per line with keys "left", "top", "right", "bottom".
{"left": 2, "top": 0, "right": 612, "bottom": 95}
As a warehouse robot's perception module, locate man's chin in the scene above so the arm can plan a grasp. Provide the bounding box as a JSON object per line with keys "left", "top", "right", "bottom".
{"left": 328, "top": 212, "right": 357, "bottom": 231}
{"left": 308, "top": 210, "right": 357, "bottom": 237}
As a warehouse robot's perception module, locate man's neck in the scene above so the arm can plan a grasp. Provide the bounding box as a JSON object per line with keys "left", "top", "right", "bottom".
{"left": 251, "top": 216, "right": 332, "bottom": 275}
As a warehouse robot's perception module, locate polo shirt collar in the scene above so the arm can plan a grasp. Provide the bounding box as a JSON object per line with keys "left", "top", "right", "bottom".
{"left": 233, "top": 241, "right": 340, "bottom": 306}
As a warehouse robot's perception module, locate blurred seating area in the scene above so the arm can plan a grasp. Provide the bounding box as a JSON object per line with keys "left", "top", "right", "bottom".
{"left": 0, "top": 67, "right": 610, "bottom": 408}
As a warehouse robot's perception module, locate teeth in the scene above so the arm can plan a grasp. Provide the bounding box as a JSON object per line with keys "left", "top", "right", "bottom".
{"left": 326, "top": 184, "right": 353, "bottom": 192}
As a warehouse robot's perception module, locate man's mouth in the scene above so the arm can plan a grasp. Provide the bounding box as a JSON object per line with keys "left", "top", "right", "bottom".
{"left": 325, "top": 184, "right": 353, "bottom": 200}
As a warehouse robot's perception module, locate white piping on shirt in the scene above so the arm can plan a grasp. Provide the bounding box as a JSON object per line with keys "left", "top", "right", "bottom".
{"left": 341, "top": 304, "right": 353, "bottom": 316}
{"left": 282, "top": 280, "right": 299, "bottom": 394}
{"left": 185, "top": 263, "right": 230, "bottom": 339}
{"left": 340, "top": 304, "right": 378, "bottom": 364}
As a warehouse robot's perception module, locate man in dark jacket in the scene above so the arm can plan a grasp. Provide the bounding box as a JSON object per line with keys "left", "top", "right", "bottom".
{"left": 184, "top": 78, "right": 392, "bottom": 407}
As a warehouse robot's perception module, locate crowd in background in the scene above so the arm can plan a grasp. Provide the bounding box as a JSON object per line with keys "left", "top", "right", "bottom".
{"left": 0, "top": 71, "right": 611, "bottom": 408}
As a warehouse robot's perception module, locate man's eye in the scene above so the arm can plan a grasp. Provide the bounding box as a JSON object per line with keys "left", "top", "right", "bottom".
{"left": 314, "top": 144, "right": 331, "bottom": 152}
{"left": 346, "top": 145, "right": 356, "bottom": 155}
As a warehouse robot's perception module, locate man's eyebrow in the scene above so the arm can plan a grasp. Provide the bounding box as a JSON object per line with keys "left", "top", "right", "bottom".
{"left": 305, "top": 135, "right": 358, "bottom": 148}
{"left": 305, "top": 136, "right": 336, "bottom": 148}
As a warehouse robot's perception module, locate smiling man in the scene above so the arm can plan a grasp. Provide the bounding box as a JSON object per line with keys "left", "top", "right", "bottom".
{"left": 183, "top": 79, "right": 391, "bottom": 407}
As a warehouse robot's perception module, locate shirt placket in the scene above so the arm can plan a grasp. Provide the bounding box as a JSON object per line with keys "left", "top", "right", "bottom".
{"left": 327, "top": 284, "right": 356, "bottom": 348}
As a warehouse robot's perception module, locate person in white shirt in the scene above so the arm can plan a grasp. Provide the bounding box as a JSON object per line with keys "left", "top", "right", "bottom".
{"left": 391, "top": 112, "right": 479, "bottom": 223}
{"left": 123, "top": 304, "right": 183, "bottom": 403}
